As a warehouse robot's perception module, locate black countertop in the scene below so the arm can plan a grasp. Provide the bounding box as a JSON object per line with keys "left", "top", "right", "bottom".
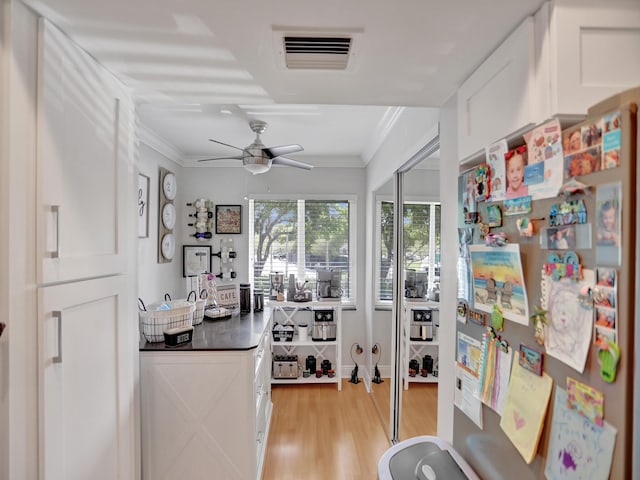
{"left": 139, "top": 309, "right": 271, "bottom": 352}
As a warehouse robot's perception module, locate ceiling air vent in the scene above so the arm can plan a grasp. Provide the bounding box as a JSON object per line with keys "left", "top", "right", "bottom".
{"left": 283, "top": 35, "right": 352, "bottom": 70}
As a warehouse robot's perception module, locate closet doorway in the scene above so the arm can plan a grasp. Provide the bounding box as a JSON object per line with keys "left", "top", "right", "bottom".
{"left": 370, "top": 137, "right": 441, "bottom": 443}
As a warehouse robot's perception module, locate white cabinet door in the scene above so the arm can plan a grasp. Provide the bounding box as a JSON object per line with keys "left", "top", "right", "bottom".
{"left": 38, "top": 275, "right": 134, "bottom": 480}
{"left": 36, "top": 19, "right": 132, "bottom": 284}
{"left": 140, "top": 352, "right": 257, "bottom": 480}
{"left": 549, "top": 1, "right": 640, "bottom": 116}
{"left": 457, "top": 17, "right": 540, "bottom": 161}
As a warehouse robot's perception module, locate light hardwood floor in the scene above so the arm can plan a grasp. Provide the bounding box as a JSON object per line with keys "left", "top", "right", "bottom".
{"left": 261, "top": 380, "right": 438, "bottom": 479}
{"left": 370, "top": 379, "right": 438, "bottom": 440}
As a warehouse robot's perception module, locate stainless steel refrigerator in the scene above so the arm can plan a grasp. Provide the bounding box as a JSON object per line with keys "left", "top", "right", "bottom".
{"left": 453, "top": 87, "right": 639, "bottom": 479}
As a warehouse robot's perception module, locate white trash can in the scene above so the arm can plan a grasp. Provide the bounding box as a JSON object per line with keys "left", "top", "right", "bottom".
{"left": 378, "top": 435, "right": 479, "bottom": 480}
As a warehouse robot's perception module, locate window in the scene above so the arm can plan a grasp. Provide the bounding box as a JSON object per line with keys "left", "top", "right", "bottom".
{"left": 376, "top": 199, "right": 441, "bottom": 304}
{"left": 249, "top": 198, "right": 355, "bottom": 303}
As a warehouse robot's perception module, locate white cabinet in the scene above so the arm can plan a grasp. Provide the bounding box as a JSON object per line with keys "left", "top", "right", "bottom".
{"left": 36, "top": 18, "right": 132, "bottom": 284}
{"left": 36, "top": 19, "right": 136, "bottom": 480}
{"left": 268, "top": 301, "right": 343, "bottom": 390}
{"left": 38, "top": 276, "right": 134, "bottom": 480}
{"left": 457, "top": 16, "right": 542, "bottom": 161}
{"left": 402, "top": 300, "right": 439, "bottom": 390}
{"left": 140, "top": 328, "right": 272, "bottom": 480}
{"left": 546, "top": 0, "right": 640, "bottom": 116}
{"left": 457, "top": 1, "right": 640, "bottom": 162}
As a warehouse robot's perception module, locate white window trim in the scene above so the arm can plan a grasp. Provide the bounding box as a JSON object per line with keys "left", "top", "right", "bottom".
{"left": 248, "top": 194, "right": 358, "bottom": 306}
{"left": 374, "top": 194, "right": 440, "bottom": 308}
{"left": 375, "top": 195, "right": 393, "bottom": 307}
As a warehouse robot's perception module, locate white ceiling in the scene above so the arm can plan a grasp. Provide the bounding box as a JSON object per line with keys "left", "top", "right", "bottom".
{"left": 23, "top": 0, "right": 544, "bottom": 167}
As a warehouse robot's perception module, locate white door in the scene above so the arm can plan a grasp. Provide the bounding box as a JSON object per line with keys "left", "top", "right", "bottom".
{"left": 38, "top": 275, "right": 134, "bottom": 480}
{"left": 36, "top": 19, "right": 131, "bottom": 284}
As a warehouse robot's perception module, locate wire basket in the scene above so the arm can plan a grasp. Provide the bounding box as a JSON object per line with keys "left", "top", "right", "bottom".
{"left": 272, "top": 323, "right": 295, "bottom": 342}
{"left": 188, "top": 290, "right": 207, "bottom": 326}
{"left": 138, "top": 298, "right": 195, "bottom": 343}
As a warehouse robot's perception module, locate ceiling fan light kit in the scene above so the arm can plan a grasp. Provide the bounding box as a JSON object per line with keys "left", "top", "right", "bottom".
{"left": 243, "top": 158, "right": 271, "bottom": 175}
{"left": 199, "top": 119, "right": 313, "bottom": 174}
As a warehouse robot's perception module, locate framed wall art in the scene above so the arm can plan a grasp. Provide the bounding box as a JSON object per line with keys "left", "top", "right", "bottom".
{"left": 137, "top": 173, "right": 150, "bottom": 238}
{"left": 183, "top": 245, "right": 212, "bottom": 277}
{"left": 215, "top": 205, "right": 242, "bottom": 234}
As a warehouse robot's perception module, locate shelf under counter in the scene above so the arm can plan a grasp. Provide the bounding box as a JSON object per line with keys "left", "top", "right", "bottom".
{"left": 403, "top": 299, "right": 440, "bottom": 309}
{"left": 272, "top": 336, "right": 338, "bottom": 347}
{"left": 405, "top": 375, "right": 439, "bottom": 385}
{"left": 272, "top": 375, "right": 340, "bottom": 386}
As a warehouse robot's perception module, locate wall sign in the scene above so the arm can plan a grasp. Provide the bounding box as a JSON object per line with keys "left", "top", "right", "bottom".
{"left": 138, "top": 173, "right": 150, "bottom": 238}
{"left": 215, "top": 284, "right": 239, "bottom": 310}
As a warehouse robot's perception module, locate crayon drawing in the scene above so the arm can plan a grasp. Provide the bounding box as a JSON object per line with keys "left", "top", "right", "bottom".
{"left": 541, "top": 269, "right": 595, "bottom": 373}
{"left": 545, "top": 388, "right": 616, "bottom": 480}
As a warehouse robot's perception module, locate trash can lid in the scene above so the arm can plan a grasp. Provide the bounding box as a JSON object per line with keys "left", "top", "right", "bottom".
{"left": 389, "top": 443, "right": 470, "bottom": 480}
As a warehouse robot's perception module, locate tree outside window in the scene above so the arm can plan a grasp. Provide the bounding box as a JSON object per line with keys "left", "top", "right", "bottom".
{"left": 250, "top": 199, "right": 352, "bottom": 300}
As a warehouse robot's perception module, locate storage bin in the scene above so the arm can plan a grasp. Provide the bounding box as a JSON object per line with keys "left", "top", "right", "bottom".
{"left": 272, "top": 323, "right": 294, "bottom": 342}
{"left": 138, "top": 298, "right": 195, "bottom": 343}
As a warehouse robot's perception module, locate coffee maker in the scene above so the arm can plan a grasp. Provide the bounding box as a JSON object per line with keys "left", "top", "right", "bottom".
{"left": 269, "top": 272, "right": 285, "bottom": 300}
{"left": 316, "top": 270, "right": 342, "bottom": 300}
{"left": 405, "top": 269, "right": 428, "bottom": 298}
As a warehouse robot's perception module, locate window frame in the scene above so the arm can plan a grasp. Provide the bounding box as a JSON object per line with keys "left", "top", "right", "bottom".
{"left": 374, "top": 194, "right": 441, "bottom": 308}
{"left": 248, "top": 194, "right": 357, "bottom": 306}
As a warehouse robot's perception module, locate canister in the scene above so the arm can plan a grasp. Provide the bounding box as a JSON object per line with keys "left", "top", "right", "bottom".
{"left": 239, "top": 283, "right": 251, "bottom": 314}
{"left": 253, "top": 291, "right": 264, "bottom": 312}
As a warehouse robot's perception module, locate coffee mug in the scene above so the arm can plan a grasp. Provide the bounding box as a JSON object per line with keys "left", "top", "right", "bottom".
{"left": 303, "top": 369, "right": 310, "bottom": 378}
{"left": 316, "top": 369, "right": 323, "bottom": 378}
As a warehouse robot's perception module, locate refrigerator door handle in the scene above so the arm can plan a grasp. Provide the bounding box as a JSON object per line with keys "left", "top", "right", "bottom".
{"left": 52, "top": 310, "right": 62, "bottom": 363}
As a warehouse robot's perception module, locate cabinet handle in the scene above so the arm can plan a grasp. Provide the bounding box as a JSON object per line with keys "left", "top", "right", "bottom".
{"left": 47, "top": 205, "right": 60, "bottom": 259}
{"left": 52, "top": 310, "right": 62, "bottom": 363}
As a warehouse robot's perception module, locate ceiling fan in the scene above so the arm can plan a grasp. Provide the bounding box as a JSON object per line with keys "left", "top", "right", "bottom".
{"left": 198, "top": 120, "right": 313, "bottom": 174}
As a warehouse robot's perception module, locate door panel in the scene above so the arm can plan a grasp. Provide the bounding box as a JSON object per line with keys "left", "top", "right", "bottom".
{"left": 36, "top": 19, "right": 130, "bottom": 284}
{"left": 39, "top": 275, "right": 133, "bottom": 480}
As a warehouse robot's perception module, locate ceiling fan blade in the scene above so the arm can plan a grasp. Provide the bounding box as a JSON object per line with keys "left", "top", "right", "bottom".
{"left": 197, "top": 156, "right": 243, "bottom": 162}
{"left": 209, "top": 139, "right": 245, "bottom": 152}
{"left": 272, "top": 156, "right": 313, "bottom": 170}
{"left": 263, "top": 144, "right": 304, "bottom": 159}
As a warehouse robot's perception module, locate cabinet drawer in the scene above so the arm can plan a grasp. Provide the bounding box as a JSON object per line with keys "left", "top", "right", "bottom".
{"left": 254, "top": 331, "right": 269, "bottom": 379}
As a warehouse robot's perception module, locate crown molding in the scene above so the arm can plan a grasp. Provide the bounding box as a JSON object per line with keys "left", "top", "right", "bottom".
{"left": 137, "top": 123, "right": 184, "bottom": 165}
{"left": 360, "top": 106, "right": 405, "bottom": 165}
